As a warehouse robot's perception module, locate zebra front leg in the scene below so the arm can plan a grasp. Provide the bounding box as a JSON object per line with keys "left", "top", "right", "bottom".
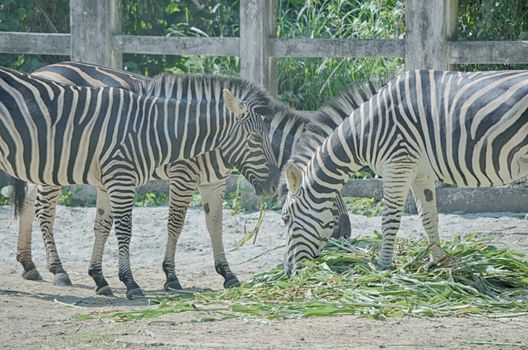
{"left": 35, "top": 185, "right": 72, "bottom": 286}
{"left": 378, "top": 162, "right": 416, "bottom": 268}
{"left": 107, "top": 185, "right": 143, "bottom": 299}
{"left": 87, "top": 188, "right": 114, "bottom": 296}
{"left": 16, "top": 183, "right": 41, "bottom": 280}
{"left": 162, "top": 175, "right": 197, "bottom": 291}
{"left": 411, "top": 177, "right": 445, "bottom": 266}
{"left": 199, "top": 181, "right": 240, "bottom": 288}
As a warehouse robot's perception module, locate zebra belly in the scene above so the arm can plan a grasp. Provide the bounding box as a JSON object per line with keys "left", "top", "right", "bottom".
{"left": 424, "top": 140, "right": 528, "bottom": 188}
{"left": 151, "top": 150, "right": 231, "bottom": 185}
{"left": 0, "top": 118, "right": 107, "bottom": 186}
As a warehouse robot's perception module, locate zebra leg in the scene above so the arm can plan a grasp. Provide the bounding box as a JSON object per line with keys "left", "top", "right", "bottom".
{"left": 162, "top": 175, "right": 197, "bottom": 291}
{"left": 331, "top": 194, "right": 351, "bottom": 239}
{"left": 87, "top": 188, "right": 114, "bottom": 296}
{"left": 199, "top": 181, "right": 240, "bottom": 289}
{"left": 107, "top": 185, "right": 143, "bottom": 299}
{"left": 411, "top": 178, "right": 445, "bottom": 265}
{"left": 34, "top": 185, "right": 72, "bottom": 286}
{"left": 378, "top": 162, "right": 416, "bottom": 268}
{"left": 16, "top": 183, "right": 42, "bottom": 280}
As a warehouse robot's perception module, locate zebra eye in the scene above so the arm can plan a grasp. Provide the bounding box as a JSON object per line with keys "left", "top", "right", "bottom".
{"left": 281, "top": 214, "right": 290, "bottom": 223}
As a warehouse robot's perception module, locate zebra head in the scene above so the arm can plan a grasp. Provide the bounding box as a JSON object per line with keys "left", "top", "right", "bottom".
{"left": 222, "top": 89, "right": 279, "bottom": 197}
{"left": 282, "top": 161, "right": 338, "bottom": 277}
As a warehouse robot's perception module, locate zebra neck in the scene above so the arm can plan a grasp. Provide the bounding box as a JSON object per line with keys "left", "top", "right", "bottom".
{"left": 302, "top": 118, "right": 365, "bottom": 198}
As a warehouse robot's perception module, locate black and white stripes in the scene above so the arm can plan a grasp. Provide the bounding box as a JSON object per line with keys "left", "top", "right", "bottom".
{"left": 283, "top": 69, "right": 528, "bottom": 276}
{"left": 0, "top": 66, "right": 276, "bottom": 298}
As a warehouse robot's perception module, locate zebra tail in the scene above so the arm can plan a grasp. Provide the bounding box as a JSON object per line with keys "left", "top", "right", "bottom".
{"left": 10, "top": 177, "right": 27, "bottom": 217}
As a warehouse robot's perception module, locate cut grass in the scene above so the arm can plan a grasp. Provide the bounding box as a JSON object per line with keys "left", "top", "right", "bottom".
{"left": 91, "top": 234, "right": 528, "bottom": 322}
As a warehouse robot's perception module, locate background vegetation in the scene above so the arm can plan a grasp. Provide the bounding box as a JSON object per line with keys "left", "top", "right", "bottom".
{"left": 2, "top": 0, "right": 528, "bottom": 110}
{"left": 1, "top": 0, "right": 527, "bottom": 209}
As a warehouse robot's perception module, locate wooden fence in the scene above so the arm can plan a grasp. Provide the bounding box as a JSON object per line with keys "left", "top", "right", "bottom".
{"left": 3, "top": 0, "right": 528, "bottom": 91}
{"left": 0, "top": 0, "right": 528, "bottom": 212}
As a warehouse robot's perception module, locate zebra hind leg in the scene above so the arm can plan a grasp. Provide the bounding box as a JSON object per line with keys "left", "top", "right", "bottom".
{"left": 35, "top": 185, "right": 72, "bottom": 286}
{"left": 199, "top": 181, "right": 240, "bottom": 289}
{"left": 378, "top": 162, "right": 416, "bottom": 268}
{"left": 87, "top": 188, "right": 114, "bottom": 296}
{"left": 411, "top": 177, "right": 445, "bottom": 266}
{"left": 17, "top": 184, "right": 42, "bottom": 280}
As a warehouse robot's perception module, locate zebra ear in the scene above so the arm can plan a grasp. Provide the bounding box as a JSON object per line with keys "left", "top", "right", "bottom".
{"left": 285, "top": 161, "right": 302, "bottom": 196}
{"left": 223, "top": 89, "right": 247, "bottom": 116}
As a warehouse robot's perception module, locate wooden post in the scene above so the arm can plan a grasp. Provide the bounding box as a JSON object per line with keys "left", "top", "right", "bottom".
{"left": 239, "top": 0, "right": 277, "bottom": 96}
{"left": 405, "top": 0, "right": 458, "bottom": 71}
{"left": 69, "top": 0, "right": 122, "bottom": 68}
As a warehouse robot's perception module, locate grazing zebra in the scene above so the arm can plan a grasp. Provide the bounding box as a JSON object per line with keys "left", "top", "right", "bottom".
{"left": 282, "top": 69, "right": 528, "bottom": 276}
{"left": 0, "top": 67, "right": 277, "bottom": 298}
{"left": 15, "top": 62, "right": 378, "bottom": 294}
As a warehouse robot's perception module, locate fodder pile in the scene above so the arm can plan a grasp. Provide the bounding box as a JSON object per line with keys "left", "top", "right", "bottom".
{"left": 97, "top": 235, "right": 528, "bottom": 321}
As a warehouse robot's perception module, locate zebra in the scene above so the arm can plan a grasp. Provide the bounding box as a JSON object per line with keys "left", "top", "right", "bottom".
{"left": 282, "top": 69, "right": 528, "bottom": 276}
{"left": 0, "top": 67, "right": 277, "bottom": 299}
{"left": 14, "top": 62, "right": 378, "bottom": 294}
{"left": 14, "top": 62, "right": 279, "bottom": 293}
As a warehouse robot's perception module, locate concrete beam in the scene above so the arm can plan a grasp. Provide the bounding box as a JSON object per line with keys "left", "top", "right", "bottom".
{"left": 271, "top": 39, "right": 404, "bottom": 58}
{"left": 113, "top": 35, "right": 240, "bottom": 56}
{"left": 449, "top": 41, "right": 528, "bottom": 64}
{"left": 0, "top": 32, "right": 70, "bottom": 55}
{"left": 45, "top": 177, "right": 528, "bottom": 214}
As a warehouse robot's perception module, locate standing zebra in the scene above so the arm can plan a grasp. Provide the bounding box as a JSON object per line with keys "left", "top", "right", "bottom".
{"left": 17, "top": 63, "right": 279, "bottom": 294}
{"left": 14, "top": 62, "right": 379, "bottom": 294}
{"left": 0, "top": 67, "right": 276, "bottom": 298}
{"left": 282, "top": 70, "right": 528, "bottom": 276}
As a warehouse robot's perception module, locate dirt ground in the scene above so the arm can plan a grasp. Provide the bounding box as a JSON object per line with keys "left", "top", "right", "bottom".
{"left": 1, "top": 205, "right": 528, "bottom": 350}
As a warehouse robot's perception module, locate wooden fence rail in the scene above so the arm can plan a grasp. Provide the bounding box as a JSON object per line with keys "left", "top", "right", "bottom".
{"left": 1, "top": 0, "right": 528, "bottom": 212}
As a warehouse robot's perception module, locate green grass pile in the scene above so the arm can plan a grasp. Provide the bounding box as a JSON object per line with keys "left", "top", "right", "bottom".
{"left": 104, "top": 234, "right": 528, "bottom": 321}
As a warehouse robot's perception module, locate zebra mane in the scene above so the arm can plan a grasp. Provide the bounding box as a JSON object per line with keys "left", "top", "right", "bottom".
{"left": 277, "top": 76, "right": 391, "bottom": 198}
{"left": 132, "top": 73, "right": 277, "bottom": 123}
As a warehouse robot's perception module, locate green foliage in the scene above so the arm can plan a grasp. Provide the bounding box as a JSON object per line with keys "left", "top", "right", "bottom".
{"left": 276, "top": 0, "right": 405, "bottom": 109}
{"left": 57, "top": 189, "right": 73, "bottom": 206}
{"left": 0, "top": 186, "right": 11, "bottom": 205}
{"left": 0, "top": 0, "right": 69, "bottom": 72}
{"left": 93, "top": 235, "right": 528, "bottom": 321}
{"left": 121, "top": 0, "right": 240, "bottom": 76}
{"left": 189, "top": 190, "right": 202, "bottom": 207}
{"left": 343, "top": 197, "right": 383, "bottom": 217}
{"left": 4, "top": 0, "right": 528, "bottom": 104}
{"left": 457, "top": 0, "right": 528, "bottom": 71}
{"left": 134, "top": 192, "right": 168, "bottom": 207}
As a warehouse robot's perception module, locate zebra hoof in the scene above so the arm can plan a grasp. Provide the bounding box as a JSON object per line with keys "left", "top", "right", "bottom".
{"left": 164, "top": 279, "right": 183, "bottom": 291}
{"left": 54, "top": 272, "right": 73, "bottom": 287}
{"left": 126, "top": 288, "right": 144, "bottom": 300}
{"left": 224, "top": 277, "right": 240, "bottom": 289}
{"left": 95, "top": 285, "right": 114, "bottom": 297}
{"left": 22, "top": 268, "right": 43, "bottom": 281}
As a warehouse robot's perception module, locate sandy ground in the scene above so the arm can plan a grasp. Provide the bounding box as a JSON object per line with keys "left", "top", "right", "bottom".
{"left": 1, "top": 205, "right": 528, "bottom": 350}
